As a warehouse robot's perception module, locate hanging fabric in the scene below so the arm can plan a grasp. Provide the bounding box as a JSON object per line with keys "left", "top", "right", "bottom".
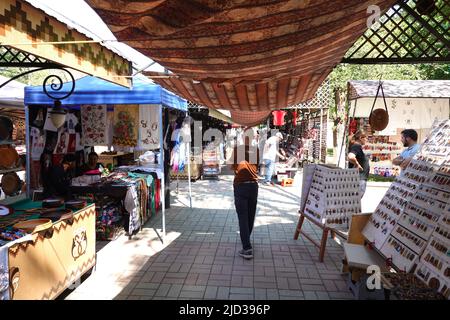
{"left": 138, "top": 104, "right": 160, "bottom": 150}
{"left": 113, "top": 105, "right": 139, "bottom": 147}
{"left": 368, "top": 82, "right": 389, "bottom": 132}
{"left": 81, "top": 105, "right": 108, "bottom": 146}
{"left": 30, "top": 127, "right": 45, "bottom": 161}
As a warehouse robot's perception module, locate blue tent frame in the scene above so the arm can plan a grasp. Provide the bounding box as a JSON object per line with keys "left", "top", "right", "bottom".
{"left": 24, "top": 75, "right": 187, "bottom": 111}
{"left": 23, "top": 75, "right": 187, "bottom": 240}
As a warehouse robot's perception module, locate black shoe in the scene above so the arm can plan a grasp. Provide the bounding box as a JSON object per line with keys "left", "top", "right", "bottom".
{"left": 238, "top": 249, "right": 253, "bottom": 259}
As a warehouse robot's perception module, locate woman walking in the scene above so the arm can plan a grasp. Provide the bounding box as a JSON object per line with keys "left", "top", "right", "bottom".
{"left": 230, "top": 137, "right": 260, "bottom": 259}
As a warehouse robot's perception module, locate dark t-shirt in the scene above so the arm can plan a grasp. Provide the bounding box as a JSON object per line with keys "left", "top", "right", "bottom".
{"left": 44, "top": 164, "right": 71, "bottom": 198}
{"left": 348, "top": 143, "right": 370, "bottom": 180}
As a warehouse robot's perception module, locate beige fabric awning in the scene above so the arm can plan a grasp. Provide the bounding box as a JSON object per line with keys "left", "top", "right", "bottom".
{"left": 1, "top": 0, "right": 132, "bottom": 87}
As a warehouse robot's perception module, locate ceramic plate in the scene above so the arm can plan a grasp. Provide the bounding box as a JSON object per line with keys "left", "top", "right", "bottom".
{"left": 0, "top": 204, "right": 13, "bottom": 216}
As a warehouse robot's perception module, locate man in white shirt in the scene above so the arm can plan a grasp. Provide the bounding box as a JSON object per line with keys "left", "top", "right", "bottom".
{"left": 392, "top": 129, "right": 420, "bottom": 176}
{"left": 262, "top": 132, "right": 286, "bottom": 185}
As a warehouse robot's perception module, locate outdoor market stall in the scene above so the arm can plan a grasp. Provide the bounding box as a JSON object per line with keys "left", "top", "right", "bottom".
{"left": 297, "top": 119, "right": 450, "bottom": 300}
{"left": 23, "top": 75, "right": 187, "bottom": 241}
{"left": 346, "top": 80, "right": 450, "bottom": 177}
{"left": 344, "top": 118, "right": 450, "bottom": 300}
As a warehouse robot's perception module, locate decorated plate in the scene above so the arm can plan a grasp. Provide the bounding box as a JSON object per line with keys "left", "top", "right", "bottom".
{"left": 0, "top": 204, "right": 13, "bottom": 216}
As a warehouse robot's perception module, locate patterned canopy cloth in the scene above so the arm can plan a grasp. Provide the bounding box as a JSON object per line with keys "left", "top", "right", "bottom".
{"left": 87, "top": 0, "right": 396, "bottom": 117}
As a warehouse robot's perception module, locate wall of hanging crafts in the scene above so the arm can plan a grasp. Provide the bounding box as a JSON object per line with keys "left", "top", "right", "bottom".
{"left": 0, "top": 115, "right": 24, "bottom": 200}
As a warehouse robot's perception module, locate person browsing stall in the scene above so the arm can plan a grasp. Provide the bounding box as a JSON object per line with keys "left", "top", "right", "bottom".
{"left": 392, "top": 129, "right": 420, "bottom": 176}
{"left": 229, "top": 137, "right": 260, "bottom": 260}
{"left": 43, "top": 154, "right": 76, "bottom": 199}
{"left": 347, "top": 130, "right": 370, "bottom": 198}
{"left": 262, "top": 132, "right": 286, "bottom": 185}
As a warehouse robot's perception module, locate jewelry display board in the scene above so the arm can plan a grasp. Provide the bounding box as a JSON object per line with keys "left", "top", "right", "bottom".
{"left": 362, "top": 119, "right": 450, "bottom": 298}
{"left": 303, "top": 165, "right": 361, "bottom": 230}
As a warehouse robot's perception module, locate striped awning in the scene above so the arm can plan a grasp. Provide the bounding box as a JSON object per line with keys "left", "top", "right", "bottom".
{"left": 87, "top": 0, "right": 397, "bottom": 113}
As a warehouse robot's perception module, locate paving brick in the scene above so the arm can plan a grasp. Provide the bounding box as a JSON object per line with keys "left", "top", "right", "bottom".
{"left": 299, "top": 278, "right": 323, "bottom": 285}
{"left": 231, "top": 275, "right": 243, "bottom": 287}
{"left": 217, "top": 287, "right": 230, "bottom": 299}
{"left": 196, "top": 273, "right": 210, "bottom": 286}
{"left": 182, "top": 285, "right": 206, "bottom": 292}
{"left": 204, "top": 286, "right": 218, "bottom": 299}
{"left": 242, "top": 276, "right": 253, "bottom": 288}
{"left": 161, "top": 277, "right": 185, "bottom": 284}
{"left": 155, "top": 284, "right": 171, "bottom": 297}
{"left": 301, "top": 284, "right": 327, "bottom": 291}
{"left": 287, "top": 278, "right": 301, "bottom": 290}
{"left": 179, "top": 291, "right": 205, "bottom": 299}
{"left": 254, "top": 281, "right": 278, "bottom": 289}
{"left": 303, "top": 291, "right": 318, "bottom": 300}
{"left": 276, "top": 277, "right": 290, "bottom": 290}
{"left": 278, "top": 289, "right": 303, "bottom": 297}
{"left": 322, "top": 280, "right": 338, "bottom": 291}
{"left": 229, "top": 294, "right": 254, "bottom": 300}
{"left": 266, "top": 289, "right": 280, "bottom": 300}
{"left": 328, "top": 291, "right": 353, "bottom": 300}
{"left": 254, "top": 288, "right": 267, "bottom": 300}
{"left": 230, "top": 287, "right": 254, "bottom": 294}
{"left": 165, "top": 272, "right": 188, "bottom": 279}
{"left": 151, "top": 272, "right": 166, "bottom": 283}
{"left": 131, "top": 288, "right": 157, "bottom": 297}
{"left": 135, "top": 282, "right": 160, "bottom": 290}
{"left": 315, "top": 291, "right": 330, "bottom": 300}
{"left": 184, "top": 273, "right": 199, "bottom": 285}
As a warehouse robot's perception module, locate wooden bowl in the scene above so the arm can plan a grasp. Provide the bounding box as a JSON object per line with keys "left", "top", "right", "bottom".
{"left": 42, "top": 198, "right": 64, "bottom": 208}
{"left": 13, "top": 218, "right": 53, "bottom": 233}
{"left": 40, "top": 209, "right": 73, "bottom": 222}
{"left": 1, "top": 172, "right": 22, "bottom": 196}
{"left": 65, "top": 200, "right": 87, "bottom": 210}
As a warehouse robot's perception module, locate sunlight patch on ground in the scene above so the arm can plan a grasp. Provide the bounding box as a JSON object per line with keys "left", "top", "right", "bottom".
{"left": 254, "top": 215, "right": 294, "bottom": 227}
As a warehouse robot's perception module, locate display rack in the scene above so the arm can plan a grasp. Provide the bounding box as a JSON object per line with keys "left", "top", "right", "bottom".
{"left": 361, "top": 119, "right": 450, "bottom": 299}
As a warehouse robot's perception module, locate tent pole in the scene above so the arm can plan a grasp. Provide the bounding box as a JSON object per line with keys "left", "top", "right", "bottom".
{"left": 25, "top": 105, "right": 31, "bottom": 198}
{"left": 159, "top": 105, "right": 166, "bottom": 242}
{"left": 319, "top": 107, "right": 323, "bottom": 163}
{"left": 186, "top": 112, "right": 192, "bottom": 209}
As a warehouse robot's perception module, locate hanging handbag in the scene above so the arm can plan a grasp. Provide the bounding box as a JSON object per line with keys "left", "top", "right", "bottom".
{"left": 368, "top": 81, "right": 389, "bottom": 131}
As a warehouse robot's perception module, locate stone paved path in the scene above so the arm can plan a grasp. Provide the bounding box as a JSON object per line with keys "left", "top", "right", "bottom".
{"left": 66, "top": 173, "right": 387, "bottom": 300}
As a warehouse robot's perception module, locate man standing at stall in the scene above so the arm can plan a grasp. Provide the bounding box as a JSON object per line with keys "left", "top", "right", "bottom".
{"left": 393, "top": 129, "right": 420, "bottom": 176}
{"left": 262, "top": 132, "right": 286, "bottom": 185}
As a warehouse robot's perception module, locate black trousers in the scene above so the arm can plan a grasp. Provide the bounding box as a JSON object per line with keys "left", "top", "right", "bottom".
{"left": 233, "top": 182, "right": 258, "bottom": 250}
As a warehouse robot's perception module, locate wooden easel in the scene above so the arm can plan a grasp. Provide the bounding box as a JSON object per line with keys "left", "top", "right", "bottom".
{"left": 293, "top": 210, "right": 348, "bottom": 262}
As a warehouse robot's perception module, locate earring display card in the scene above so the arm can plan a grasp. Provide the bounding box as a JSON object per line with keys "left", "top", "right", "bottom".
{"left": 380, "top": 234, "right": 419, "bottom": 272}
{"left": 303, "top": 165, "right": 361, "bottom": 229}
{"left": 415, "top": 261, "right": 449, "bottom": 299}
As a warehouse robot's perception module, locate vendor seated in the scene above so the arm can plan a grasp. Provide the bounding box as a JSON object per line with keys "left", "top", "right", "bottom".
{"left": 80, "top": 151, "right": 103, "bottom": 174}
{"left": 43, "top": 154, "right": 76, "bottom": 199}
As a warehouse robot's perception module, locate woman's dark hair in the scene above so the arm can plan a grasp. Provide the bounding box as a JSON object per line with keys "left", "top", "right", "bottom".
{"left": 401, "top": 129, "right": 418, "bottom": 142}
{"left": 350, "top": 130, "right": 367, "bottom": 146}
